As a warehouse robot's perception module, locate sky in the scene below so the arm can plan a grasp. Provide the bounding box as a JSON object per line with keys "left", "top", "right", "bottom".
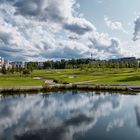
{"left": 0, "top": 0, "right": 140, "bottom": 61}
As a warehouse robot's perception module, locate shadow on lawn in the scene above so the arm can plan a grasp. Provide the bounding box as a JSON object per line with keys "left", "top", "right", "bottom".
{"left": 118, "top": 76, "right": 140, "bottom": 82}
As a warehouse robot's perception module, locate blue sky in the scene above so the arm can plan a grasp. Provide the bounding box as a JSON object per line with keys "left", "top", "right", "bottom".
{"left": 78, "top": 0, "right": 137, "bottom": 40}
{"left": 0, "top": 0, "right": 140, "bottom": 61}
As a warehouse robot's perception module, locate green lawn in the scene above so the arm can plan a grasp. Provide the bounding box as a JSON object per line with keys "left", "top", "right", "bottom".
{"left": 32, "top": 68, "right": 140, "bottom": 85}
{"left": 0, "top": 74, "right": 44, "bottom": 86}
{"left": 1, "top": 68, "right": 140, "bottom": 86}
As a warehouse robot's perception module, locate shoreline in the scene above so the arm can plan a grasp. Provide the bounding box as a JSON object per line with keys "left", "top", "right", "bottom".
{"left": 0, "top": 83, "right": 140, "bottom": 94}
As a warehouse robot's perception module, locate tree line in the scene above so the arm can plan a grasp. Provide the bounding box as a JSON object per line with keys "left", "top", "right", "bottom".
{"left": 28, "top": 58, "right": 140, "bottom": 70}
{"left": 0, "top": 58, "right": 140, "bottom": 74}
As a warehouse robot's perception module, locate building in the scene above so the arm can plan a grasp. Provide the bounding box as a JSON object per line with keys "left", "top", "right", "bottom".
{"left": 11, "top": 62, "right": 26, "bottom": 69}
{"left": 4, "top": 60, "right": 12, "bottom": 69}
{"left": 38, "top": 62, "right": 44, "bottom": 68}
{"left": 0, "top": 57, "right": 4, "bottom": 69}
{"left": 0, "top": 57, "right": 27, "bottom": 70}
{"left": 110, "top": 57, "right": 136, "bottom": 65}
{"left": 137, "top": 58, "right": 140, "bottom": 64}
{"left": 0, "top": 57, "right": 13, "bottom": 70}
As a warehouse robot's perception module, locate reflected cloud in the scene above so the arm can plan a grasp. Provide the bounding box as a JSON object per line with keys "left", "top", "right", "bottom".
{"left": 0, "top": 92, "right": 122, "bottom": 140}
{"left": 107, "top": 119, "right": 124, "bottom": 132}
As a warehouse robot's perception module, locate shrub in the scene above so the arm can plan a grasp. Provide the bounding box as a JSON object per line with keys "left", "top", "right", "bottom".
{"left": 22, "top": 69, "right": 30, "bottom": 75}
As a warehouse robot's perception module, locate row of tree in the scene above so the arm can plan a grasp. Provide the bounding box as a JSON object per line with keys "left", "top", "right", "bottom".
{"left": 0, "top": 58, "right": 140, "bottom": 74}
{"left": 27, "top": 58, "right": 140, "bottom": 70}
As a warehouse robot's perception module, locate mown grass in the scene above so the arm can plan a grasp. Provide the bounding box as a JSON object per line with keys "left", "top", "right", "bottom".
{"left": 1, "top": 68, "right": 140, "bottom": 86}
{"left": 32, "top": 68, "right": 140, "bottom": 85}
{"left": 0, "top": 74, "right": 44, "bottom": 86}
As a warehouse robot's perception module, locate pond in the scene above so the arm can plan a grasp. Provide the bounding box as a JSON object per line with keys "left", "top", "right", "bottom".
{"left": 0, "top": 91, "right": 140, "bottom": 140}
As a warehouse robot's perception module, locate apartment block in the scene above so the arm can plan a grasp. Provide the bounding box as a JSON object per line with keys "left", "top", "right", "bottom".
{"left": 0, "top": 57, "right": 4, "bottom": 69}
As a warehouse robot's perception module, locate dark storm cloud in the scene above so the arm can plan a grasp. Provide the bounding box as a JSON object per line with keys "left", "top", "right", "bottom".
{"left": 41, "top": 46, "right": 83, "bottom": 59}
{"left": 13, "top": 0, "right": 95, "bottom": 35}
{"left": 133, "top": 16, "right": 140, "bottom": 41}
{"left": 0, "top": 46, "right": 26, "bottom": 61}
{"left": 64, "top": 22, "right": 93, "bottom": 35}
{"left": 13, "top": 0, "right": 65, "bottom": 22}
{"left": 0, "top": 46, "right": 22, "bottom": 53}
{"left": 68, "top": 35, "right": 79, "bottom": 40}
{"left": 0, "top": 31, "right": 27, "bottom": 60}
{"left": 0, "top": 32, "right": 11, "bottom": 44}
{"left": 14, "top": 0, "right": 44, "bottom": 17}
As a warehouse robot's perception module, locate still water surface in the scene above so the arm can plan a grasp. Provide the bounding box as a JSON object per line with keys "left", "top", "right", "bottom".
{"left": 0, "top": 91, "right": 140, "bottom": 140}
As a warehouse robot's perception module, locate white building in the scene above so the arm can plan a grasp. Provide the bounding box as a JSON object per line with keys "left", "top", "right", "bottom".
{"left": 38, "top": 62, "right": 44, "bottom": 68}
{"left": 11, "top": 62, "right": 26, "bottom": 69}
{"left": 4, "top": 60, "right": 12, "bottom": 69}
{"left": 0, "top": 57, "right": 26, "bottom": 70}
{"left": 0, "top": 57, "right": 12, "bottom": 69}
{"left": 0, "top": 57, "right": 4, "bottom": 69}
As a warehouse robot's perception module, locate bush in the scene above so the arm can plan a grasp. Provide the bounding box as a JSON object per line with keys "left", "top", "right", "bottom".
{"left": 63, "top": 82, "right": 69, "bottom": 84}
{"left": 53, "top": 79, "right": 58, "bottom": 83}
{"left": 1, "top": 66, "right": 7, "bottom": 74}
{"left": 22, "top": 69, "right": 30, "bottom": 75}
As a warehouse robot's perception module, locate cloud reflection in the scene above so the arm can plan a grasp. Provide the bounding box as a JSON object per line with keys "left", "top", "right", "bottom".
{"left": 0, "top": 92, "right": 122, "bottom": 140}
{"left": 135, "top": 106, "right": 140, "bottom": 129}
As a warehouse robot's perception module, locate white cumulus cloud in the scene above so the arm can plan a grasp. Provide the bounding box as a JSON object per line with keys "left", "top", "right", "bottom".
{"left": 104, "top": 16, "right": 127, "bottom": 34}
{"left": 0, "top": 0, "right": 125, "bottom": 61}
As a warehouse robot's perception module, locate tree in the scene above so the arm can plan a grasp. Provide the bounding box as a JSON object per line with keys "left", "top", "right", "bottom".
{"left": 1, "top": 65, "right": 7, "bottom": 74}
{"left": 22, "top": 69, "right": 30, "bottom": 75}
{"left": 10, "top": 67, "right": 15, "bottom": 74}
{"left": 133, "top": 61, "right": 139, "bottom": 71}
{"left": 27, "top": 63, "right": 33, "bottom": 72}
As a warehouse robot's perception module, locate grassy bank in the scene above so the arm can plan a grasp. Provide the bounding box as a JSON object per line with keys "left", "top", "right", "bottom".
{"left": 0, "top": 87, "right": 42, "bottom": 94}
{"left": 0, "top": 84, "right": 131, "bottom": 94}
{"left": 43, "top": 84, "right": 130, "bottom": 92}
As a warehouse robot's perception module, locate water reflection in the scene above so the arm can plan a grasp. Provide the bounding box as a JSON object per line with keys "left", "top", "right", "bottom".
{"left": 0, "top": 91, "right": 140, "bottom": 140}
{"left": 135, "top": 106, "right": 140, "bottom": 129}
